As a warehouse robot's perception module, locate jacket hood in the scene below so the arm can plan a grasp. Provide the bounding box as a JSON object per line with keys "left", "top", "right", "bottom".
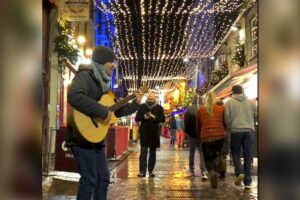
{"left": 232, "top": 94, "right": 246, "bottom": 101}
{"left": 78, "top": 64, "right": 92, "bottom": 71}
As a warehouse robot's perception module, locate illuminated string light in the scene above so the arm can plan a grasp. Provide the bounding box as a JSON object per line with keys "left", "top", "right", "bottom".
{"left": 93, "top": 0, "right": 254, "bottom": 91}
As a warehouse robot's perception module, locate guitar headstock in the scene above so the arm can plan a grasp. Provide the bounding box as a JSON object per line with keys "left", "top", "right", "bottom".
{"left": 138, "top": 85, "right": 149, "bottom": 94}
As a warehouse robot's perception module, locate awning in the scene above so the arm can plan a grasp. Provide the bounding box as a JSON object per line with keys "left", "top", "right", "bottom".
{"left": 211, "top": 64, "right": 257, "bottom": 100}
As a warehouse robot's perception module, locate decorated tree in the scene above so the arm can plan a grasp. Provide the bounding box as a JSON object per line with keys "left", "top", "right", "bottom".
{"left": 209, "top": 60, "right": 229, "bottom": 86}
{"left": 53, "top": 18, "right": 79, "bottom": 64}
{"left": 179, "top": 89, "right": 196, "bottom": 108}
{"left": 199, "top": 82, "right": 209, "bottom": 95}
{"left": 232, "top": 40, "right": 245, "bottom": 67}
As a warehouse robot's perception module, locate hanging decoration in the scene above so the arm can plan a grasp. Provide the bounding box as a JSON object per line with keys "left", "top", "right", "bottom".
{"left": 231, "top": 40, "right": 245, "bottom": 67}
{"left": 199, "top": 82, "right": 209, "bottom": 95}
{"left": 53, "top": 18, "right": 79, "bottom": 64}
{"left": 179, "top": 89, "right": 197, "bottom": 108}
{"left": 92, "top": 0, "right": 255, "bottom": 91}
{"left": 209, "top": 60, "right": 229, "bottom": 85}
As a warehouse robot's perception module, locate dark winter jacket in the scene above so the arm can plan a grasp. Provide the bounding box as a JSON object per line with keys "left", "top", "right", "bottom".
{"left": 67, "top": 67, "right": 140, "bottom": 147}
{"left": 135, "top": 103, "right": 165, "bottom": 148}
{"left": 184, "top": 97, "right": 199, "bottom": 138}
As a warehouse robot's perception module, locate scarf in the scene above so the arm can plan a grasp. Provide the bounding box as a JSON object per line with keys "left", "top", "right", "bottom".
{"left": 90, "top": 61, "right": 111, "bottom": 93}
{"left": 145, "top": 102, "right": 157, "bottom": 110}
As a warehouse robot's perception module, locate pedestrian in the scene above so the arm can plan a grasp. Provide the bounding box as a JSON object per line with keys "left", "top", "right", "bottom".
{"left": 135, "top": 92, "right": 165, "bottom": 177}
{"left": 67, "top": 46, "right": 143, "bottom": 200}
{"left": 198, "top": 92, "right": 226, "bottom": 189}
{"left": 215, "top": 99, "right": 228, "bottom": 179}
{"left": 169, "top": 115, "right": 177, "bottom": 145}
{"left": 184, "top": 95, "right": 208, "bottom": 180}
{"left": 224, "top": 85, "right": 257, "bottom": 189}
{"left": 175, "top": 114, "right": 185, "bottom": 148}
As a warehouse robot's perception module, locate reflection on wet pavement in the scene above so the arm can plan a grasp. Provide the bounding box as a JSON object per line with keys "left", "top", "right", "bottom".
{"left": 43, "top": 137, "right": 257, "bottom": 199}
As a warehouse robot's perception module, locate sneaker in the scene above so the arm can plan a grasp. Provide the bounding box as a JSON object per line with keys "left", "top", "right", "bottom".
{"left": 234, "top": 174, "right": 245, "bottom": 186}
{"left": 201, "top": 172, "right": 208, "bottom": 180}
{"left": 149, "top": 172, "right": 155, "bottom": 177}
{"left": 244, "top": 184, "right": 252, "bottom": 189}
{"left": 137, "top": 173, "right": 146, "bottom": 177}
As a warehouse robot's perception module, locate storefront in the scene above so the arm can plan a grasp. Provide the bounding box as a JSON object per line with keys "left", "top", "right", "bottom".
{"left": 211, "top": 64, "right": 257, "bottom": 102}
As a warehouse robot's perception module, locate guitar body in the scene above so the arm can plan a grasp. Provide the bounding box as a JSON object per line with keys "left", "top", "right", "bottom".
{"left": 71, "top": 94, "right": 118, "bottom": 143}
{"left": 69, "top": 85, "right": 148, "bottom": 144}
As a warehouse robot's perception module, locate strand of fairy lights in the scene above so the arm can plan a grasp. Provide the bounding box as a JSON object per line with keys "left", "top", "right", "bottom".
{"left": 121, "top": 1, "right": 138, "bottom": 90}
{"left": 153, "top": 0, "right": 191, "bottom": 88}
{"left": 113, "top": 1, "right": 138, "bottom": 89}
{"left": 94, "top": 0, "right": 131, "bottom": 90}
{"left": 159, "top": 2, "right": 188, "bottom": 84}
{"left": 153, "top": 0, "right": 170, "bottom": 90}
{"left": 94, "top": 0, "right": 247, "bottom": 91}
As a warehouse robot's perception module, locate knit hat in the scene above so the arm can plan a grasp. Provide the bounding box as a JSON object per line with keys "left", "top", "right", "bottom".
{"left": 92, "top": 46, "right": 117, "bottom": 64}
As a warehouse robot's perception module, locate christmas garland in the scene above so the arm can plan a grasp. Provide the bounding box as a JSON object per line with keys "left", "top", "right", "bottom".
{"left": 53, "top": 18, "right": 79, "bottom": 64}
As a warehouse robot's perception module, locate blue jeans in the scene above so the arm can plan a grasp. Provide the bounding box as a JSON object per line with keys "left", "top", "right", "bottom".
{"left": 170, "top": 129, "right": 176, "bottom": 144}
{"left": 71, "top": 145, "right": 110, "bottom": 200}
{"left": 230, "top": 131, "right": 253, "bottom": 185}
{"left": 188, "top": 136, "right": 207, "bottom": 172}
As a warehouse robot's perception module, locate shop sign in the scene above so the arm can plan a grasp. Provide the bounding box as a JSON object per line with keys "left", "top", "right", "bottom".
{"left": 64, "top": 0, "right": 90, "bottom": 21}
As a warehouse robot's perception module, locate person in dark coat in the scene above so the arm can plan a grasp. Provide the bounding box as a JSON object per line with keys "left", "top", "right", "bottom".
{"left": 184, "top": 95, "right": 208, "bottom": 179}
{"left": 135, "top": 92, "right": 165, "bottom": 177}
{"left": 67, "top": 46, "right": 143, "bottom": 200}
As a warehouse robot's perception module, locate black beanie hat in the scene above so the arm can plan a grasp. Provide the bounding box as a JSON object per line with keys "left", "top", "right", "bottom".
{"left": 232, "top": 85, "right": 244, "bottom": 94}
{"left": 92, "top": 46, "right": 117, "bottom": 64}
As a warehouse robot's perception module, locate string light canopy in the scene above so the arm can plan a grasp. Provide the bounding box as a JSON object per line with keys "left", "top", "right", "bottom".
{"left": 93, "top": 0, "right": 255, "bottom": 91}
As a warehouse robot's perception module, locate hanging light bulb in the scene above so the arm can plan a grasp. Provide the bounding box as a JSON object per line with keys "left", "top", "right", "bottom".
{"left": 77, "top": 35, "right": 86, "bottom": 46}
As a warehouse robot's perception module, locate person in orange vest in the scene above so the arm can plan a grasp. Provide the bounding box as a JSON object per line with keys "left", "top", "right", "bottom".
{"left": 198, "top": 92, "right": 227, "bottom": 189}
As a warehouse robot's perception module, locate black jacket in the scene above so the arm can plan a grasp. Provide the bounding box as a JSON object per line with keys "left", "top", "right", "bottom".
{"left": 135, "top": 103, "right": 165, "bottom": 148}
{"left": 67, "top": 68, "right": 140, "bottom": 146}
{"left": 184, "top": 103, "right": 198, "bottom": 139}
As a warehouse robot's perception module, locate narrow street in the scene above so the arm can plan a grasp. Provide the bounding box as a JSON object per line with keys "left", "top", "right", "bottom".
{"left": 43, "top": 137, "right": 257, "bottom": 200}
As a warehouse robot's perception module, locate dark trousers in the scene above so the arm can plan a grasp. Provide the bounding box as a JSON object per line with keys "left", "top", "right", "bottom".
{"left": 139, "top": 146, "right": 156, "bottom": 174}
{"left": 170, "top": 129, "right": 176, "bottom": 144}
{"left": 202, "top": 139, "right": 225, "bottom": 172}
{"left": 188, "top": 136, "right": 206, "bottom": 172}
{"left": 71, "top": 146, "right": 110, "bottom": 200}
{"left": 230, "top": 131, "right": 253, "bottom": 185}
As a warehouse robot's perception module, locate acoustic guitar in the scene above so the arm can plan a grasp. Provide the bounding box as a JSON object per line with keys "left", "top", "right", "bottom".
{"left": 69, "top": 85, "right": 148, "bottom": 143}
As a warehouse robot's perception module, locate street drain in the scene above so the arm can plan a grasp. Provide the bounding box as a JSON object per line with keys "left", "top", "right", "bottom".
{"left": 167, "top": 190, "right": 213, "bottom": 198}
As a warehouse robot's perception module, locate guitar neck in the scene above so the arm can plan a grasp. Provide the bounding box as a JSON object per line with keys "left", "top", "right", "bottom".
{"left": 109, "top": 94, "right": 136, "bottom": 111}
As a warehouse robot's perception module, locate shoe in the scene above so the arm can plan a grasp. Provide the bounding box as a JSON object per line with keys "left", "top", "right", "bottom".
{"left": 209, "top": 171, "right": 218, "bottom": 189}
{"left": 219, "top": 172, "right": 226, "bottom": 179}
{"left": 244, "top": 184, "right": 252, "bottom": 189}
{"left": 188, "top": 169, "right": 195, "bottom": 175}
{"left": 234, "top": 174, "right": 245, "bottom": 186}
{"left": 137, "top": 173, "right": 146, "bottom": 177}
{"left": 149, "top": 172, "right": 155, "bottom": 177}
{"left": 201, "top": 172, "right": 208, "bottom": 180}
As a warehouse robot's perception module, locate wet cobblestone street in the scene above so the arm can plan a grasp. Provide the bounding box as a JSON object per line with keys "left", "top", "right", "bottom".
{"left": 43, "top": 137, "right": 257, "bottom": 199}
